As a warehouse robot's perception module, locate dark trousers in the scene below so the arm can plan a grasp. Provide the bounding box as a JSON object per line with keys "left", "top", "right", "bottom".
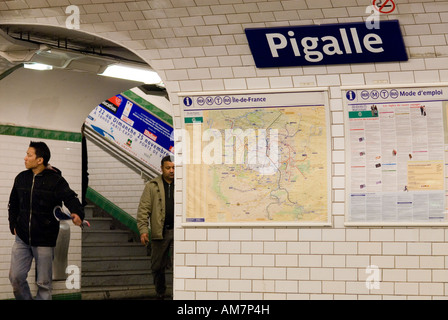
{"left": 151, "top": 228, "right": 173, "bottom": 295}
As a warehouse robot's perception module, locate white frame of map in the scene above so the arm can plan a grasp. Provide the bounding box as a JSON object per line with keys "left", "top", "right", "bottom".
{"left": 178, "top": 88, "right": 332, "bottom": 227}
{"left": 343, "top": 83, "right": 448, "bottom": 227}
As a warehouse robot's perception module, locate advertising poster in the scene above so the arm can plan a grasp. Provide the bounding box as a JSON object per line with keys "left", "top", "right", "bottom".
{"left": 344, "top": 85, "right": 448, "bottom": 225}
{"left": 85, "top": 88, "right": 174, "bottom": 174}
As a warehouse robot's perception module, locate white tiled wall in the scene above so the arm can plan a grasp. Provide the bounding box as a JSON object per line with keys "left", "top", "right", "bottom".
{"left": 2, "top": 0, "right": 448, "bottom": 300}
{"left": 86, "top": 140, "right": 146, "bottom": 217}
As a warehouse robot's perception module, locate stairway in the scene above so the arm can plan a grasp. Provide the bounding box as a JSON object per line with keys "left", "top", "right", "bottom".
{"left": 81, "top": 203, "right": 161, "bottom": 300}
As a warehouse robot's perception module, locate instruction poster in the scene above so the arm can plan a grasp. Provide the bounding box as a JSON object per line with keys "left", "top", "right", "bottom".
{"left": 344, "top": 86, "right": 448, "bottom": 225}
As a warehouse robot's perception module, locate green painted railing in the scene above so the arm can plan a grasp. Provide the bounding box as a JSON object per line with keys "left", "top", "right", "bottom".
{"left": 85, "top": 187, "right": 139, "bottom": 235}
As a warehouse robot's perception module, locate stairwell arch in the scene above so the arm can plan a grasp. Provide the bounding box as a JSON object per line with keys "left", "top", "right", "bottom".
{"left": 0, "top": 21, "right": 175, "bottom": 300}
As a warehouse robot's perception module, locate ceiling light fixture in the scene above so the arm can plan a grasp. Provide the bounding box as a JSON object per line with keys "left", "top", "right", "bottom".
{"left": 23, "top": 62, "right": 53, "bottom": 71}
{"left": 99, "top": 64, "right": 162, "bottom": 84}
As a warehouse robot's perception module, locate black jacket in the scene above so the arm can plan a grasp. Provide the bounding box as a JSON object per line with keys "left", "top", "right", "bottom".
{"left": 8, "top": 167, "right": 85, "bottom": 247}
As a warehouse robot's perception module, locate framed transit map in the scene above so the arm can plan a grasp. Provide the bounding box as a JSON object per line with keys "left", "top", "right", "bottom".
{"left": 178, "top": 89, "right": 332, "bottom": 226}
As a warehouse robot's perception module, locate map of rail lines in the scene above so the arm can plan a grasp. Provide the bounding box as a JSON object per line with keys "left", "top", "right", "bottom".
{"left": 184, "top": 105, "right": 329, "bottom": 224}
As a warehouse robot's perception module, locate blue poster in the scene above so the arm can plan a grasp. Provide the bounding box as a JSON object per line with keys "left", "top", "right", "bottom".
{"left": 85, "top": 91, "right": 173, "bottom": 172}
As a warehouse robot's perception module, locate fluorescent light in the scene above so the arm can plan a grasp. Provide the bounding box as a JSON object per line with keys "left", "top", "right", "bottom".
{"left": 23, "top": 62, "right": 53, "bottom": 71}
{"left": 100, "top": 64, "right": 162, "bottom": 84}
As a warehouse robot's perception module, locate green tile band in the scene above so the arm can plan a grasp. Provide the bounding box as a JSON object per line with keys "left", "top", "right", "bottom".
{"left": 85, "top": 187, "right": 139, "bottom": 235}
{"left": 0, "top": 125, "right": 82, "bottom": 142}
{"left": 5, "top": 292, "right": 82, "bottom": 300}
{"left": 52, "top": 292, "right": 82, "bottom": 300}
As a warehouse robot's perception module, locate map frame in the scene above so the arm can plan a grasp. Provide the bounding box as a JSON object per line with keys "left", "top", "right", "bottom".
{"left": 343, "top": 83, "right": 448, "bottom": 227}
{"left": 178, "top": 89, "right": 332, "bottom": 227}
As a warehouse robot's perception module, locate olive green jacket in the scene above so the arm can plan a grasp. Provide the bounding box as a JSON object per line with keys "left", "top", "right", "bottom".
{"left": 137, "top": 175, "right": 166, "bottom": 240}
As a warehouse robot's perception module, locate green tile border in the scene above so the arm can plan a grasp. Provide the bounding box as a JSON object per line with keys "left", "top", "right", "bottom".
{"left": 52, "top": 292, "right": 82, "bottom": 300}
{"left": 0, "top": 125, "right": 82, "bottom": 142}
{"left": 4, "top": 292, "right": 82, "bottom": 300}
{"left": 86, "top": 187, "right": 139, "bottom": 235}
{"left": 122, "top": 89, "right": 173, "bottom": 126}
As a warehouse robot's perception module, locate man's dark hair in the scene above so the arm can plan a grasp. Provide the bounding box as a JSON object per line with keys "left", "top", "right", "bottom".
{"left": 161, "top": 154, "right": 174, "bottom": 166}
{"left": 29, "top": 141, "right": 51, "bottom": 166}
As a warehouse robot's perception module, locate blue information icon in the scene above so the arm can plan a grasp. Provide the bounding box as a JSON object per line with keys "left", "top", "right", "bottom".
{"left": 183, "top": 97, "right": 193, "bottom": 107}
{"left": 346, "top": 90, "right": 356, "bottom": 101}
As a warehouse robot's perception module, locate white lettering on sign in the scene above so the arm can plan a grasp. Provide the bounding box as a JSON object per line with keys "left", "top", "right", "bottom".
{"left": 266, "top": 27, "right": 384, "bottom": 63}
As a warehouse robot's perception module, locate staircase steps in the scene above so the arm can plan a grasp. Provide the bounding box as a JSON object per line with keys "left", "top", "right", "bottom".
{"left": 83, "top": 270, "right": 153, "bottom": 286}
{"left": 81, "top": 285, "right": 159, "bottom": 300}
{"left": 83, "top": 229, "right": 130, "bottom": 243}
{"left": 81, "top": 204, "right": 162, "bottom": 300}
{"left": 82, "top": 242, "right": 148, "bottom": 258}
{"left": 83, "top": 256, "right": 151, "bottom": 272}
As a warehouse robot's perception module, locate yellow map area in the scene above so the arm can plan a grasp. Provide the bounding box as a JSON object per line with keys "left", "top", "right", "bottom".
{"left": 185, "top": 106, "right": 328, "bottom": 224}
{"left": 407, "top": 160, "right": 444, "bottom": 191}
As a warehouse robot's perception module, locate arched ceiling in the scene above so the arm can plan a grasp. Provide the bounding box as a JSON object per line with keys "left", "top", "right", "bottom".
{"left": 0, "top": 24, "right": 150, "bottom": 77}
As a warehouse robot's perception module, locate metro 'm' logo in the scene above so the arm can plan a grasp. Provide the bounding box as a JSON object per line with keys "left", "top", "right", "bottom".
{"left": 245, "top": 20, "right": 407, "bottom": 68}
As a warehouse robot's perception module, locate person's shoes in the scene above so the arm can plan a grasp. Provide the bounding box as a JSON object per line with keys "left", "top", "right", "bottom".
{"left": 155, "top": 292, "right": 172, "bottom": 300}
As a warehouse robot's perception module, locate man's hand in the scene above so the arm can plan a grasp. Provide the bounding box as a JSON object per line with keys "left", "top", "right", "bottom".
{"left": 140, "top": 233, "right": 150, "bottom": 246}
{"left": 71, "top": 213, "right": 82, "bottom": 226}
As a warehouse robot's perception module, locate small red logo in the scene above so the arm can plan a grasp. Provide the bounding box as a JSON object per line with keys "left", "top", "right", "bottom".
{"left": 372, "top": 0, "right": 396, "bottom": 14}
{"left": 144, "top": 130, "right": 157, "bottom": 141}
{"left": 108, "top": 95, "right": 122, "bottom": 107}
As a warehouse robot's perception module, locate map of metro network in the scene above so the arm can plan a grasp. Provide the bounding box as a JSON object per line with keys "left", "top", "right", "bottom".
{"left": 185, "top": 105, "right": 329, "bottom": 224}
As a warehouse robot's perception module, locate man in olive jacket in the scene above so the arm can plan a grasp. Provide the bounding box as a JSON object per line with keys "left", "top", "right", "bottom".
{"left": 137, "top": 155, "right": 174, "bottom": 299}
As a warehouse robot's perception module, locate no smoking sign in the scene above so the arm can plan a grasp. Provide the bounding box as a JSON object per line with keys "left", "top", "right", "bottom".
{"left": 373, "top": 0, "right": 396, "bottom": 14}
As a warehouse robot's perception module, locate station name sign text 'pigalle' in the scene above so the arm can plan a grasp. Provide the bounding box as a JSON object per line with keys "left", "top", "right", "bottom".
{"left": 245, "top": 20, "right": 407, "bottom": 68}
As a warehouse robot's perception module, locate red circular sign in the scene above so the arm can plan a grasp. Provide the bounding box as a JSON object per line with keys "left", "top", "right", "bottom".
{"left": 372, "top": 0, "right": 396, "bottom": 14}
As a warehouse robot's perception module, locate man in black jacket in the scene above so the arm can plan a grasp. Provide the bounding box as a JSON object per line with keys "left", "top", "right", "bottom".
{"left": 8, "top": 141, "right": 85, "bottom": 300}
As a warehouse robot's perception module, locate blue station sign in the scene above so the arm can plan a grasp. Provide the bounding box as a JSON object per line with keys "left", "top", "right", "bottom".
{"left": 245, "top": 20, "right": 407, "bottom": 68}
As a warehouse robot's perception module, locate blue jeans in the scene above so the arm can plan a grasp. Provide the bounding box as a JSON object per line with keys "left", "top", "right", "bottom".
{"left": 9, "top": 236, "right": 54, "bottom": 300}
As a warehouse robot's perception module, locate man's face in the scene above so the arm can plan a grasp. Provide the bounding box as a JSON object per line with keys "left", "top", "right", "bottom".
{"left": 161, "top": 161, "right": 175, "bottom": 181}
{"left": 24, "top": 147, "right": 43, "bottom": 170}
